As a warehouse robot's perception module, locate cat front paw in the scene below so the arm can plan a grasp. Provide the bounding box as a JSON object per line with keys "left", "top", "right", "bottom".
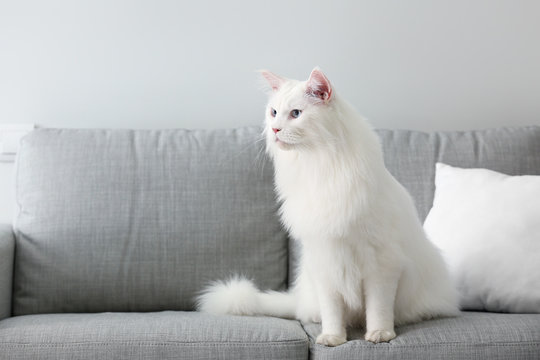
{"left": 316, "top": 333, "right": 347, "bottom": 347}
{"left": 365, "top": 329, "right": 396, "bottom": 343}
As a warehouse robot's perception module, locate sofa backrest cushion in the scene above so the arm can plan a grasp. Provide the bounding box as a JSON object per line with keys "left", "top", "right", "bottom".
{"left": 378, "top": 127, "right": 540, "bottom": 220}
{"left": 13, "top": 128, "right": 288, "bottom": 315}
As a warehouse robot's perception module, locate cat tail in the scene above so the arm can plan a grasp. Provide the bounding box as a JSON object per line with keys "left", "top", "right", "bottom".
{"left": 195, "top": 276, "right": 296, "bottom": 319}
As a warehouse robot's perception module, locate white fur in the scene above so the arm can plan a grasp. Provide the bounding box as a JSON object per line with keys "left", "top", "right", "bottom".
{"left": 196, "top": 68, "right": 459, "bottom": 346}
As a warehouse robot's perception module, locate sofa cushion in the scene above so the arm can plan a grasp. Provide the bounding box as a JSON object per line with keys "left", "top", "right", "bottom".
{"left": 0, "top": 311, "right": 308, "bottom": 360}
{"left": 304, "top": 312, "right": 540, "bottom": 360}
{"left": 378, "top": 126, "right": 540, "bottom": 221}
{"left": 13, "top": 128, "right": 288, "bottom": 315}
{"left": 424, "top": 163, "right": 540, "bottom": 313}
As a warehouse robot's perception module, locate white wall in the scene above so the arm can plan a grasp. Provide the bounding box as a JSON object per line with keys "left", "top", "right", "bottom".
{"left": 1, "top": 0, "right": 540, "bottom": 222}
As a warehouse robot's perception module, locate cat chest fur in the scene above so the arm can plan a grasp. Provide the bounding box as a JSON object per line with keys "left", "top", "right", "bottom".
{"left": 273, "top": 150, "right": 376, "bottom": 244}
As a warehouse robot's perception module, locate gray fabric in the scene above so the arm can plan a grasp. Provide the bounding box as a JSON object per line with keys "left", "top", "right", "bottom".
{"left": 377, "top": 126, "right": 540, "bottom": 221}
{"left": 0, "top": 224, "right": 15, "bottom": 320}
{"left": 0, "top": 311, "right": 308, "bottom": 360}
{"left": 305, "top": 312, "right": 540, "bottom": 360}
{"left": 13, "top": 128, "right": 288, "bottom": 315}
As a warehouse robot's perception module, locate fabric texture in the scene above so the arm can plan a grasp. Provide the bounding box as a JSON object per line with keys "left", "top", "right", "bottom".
{"left": 0, "top": 311, "right": 308, "bottom": 360}
{"left": 377, "top": 126, "right": 540, "bottom": 221}
{"left": 13, "top": 128, "right": 288, "bottom": 315}
{"left": 424, "top": 163, "right": 540, "bottom": 312}
{"left": 304, "top": 312, "right": 540, "bottom": 360}
{"left": 0, "top": 224, "right": 14, "bottom": 320}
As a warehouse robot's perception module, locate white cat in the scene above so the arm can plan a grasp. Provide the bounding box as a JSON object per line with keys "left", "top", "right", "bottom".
{"left": 197, "top": 68, "right": 459, "bottom": 346}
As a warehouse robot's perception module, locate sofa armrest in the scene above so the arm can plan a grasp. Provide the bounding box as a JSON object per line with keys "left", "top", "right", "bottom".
{"left": 0, "top": 224, "right": 14, "bottom": 320}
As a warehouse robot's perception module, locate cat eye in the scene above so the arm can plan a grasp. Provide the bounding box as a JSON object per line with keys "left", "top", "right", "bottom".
{"left": 270, "top": 108, "right": 277, "bottom": 117}
{"left": 290, "top": 109, "right": 302, "bottom": 118}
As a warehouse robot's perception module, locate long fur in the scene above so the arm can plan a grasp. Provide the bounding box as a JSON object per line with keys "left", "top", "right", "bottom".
{"left": 196, "top": 68, "right": 458, "bottom": 346}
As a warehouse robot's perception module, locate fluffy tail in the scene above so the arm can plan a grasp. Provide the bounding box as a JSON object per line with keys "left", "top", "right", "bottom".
{"left": 195, "top": 276, "right": 296, "bottom": 319}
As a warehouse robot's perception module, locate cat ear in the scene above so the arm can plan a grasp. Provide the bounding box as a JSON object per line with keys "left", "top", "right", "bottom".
{"left": 260, "top": 70, "right": 285, "bottom": 91}
{"left": 306, "top": 67, "right": 333, "bottom": 102}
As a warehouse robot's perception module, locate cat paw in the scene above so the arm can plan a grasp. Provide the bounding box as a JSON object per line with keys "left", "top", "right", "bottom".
{"left": 316, "top": 333, "right": 347, "bottom": 347}
{"left": 365, "top": 329, "right": 396, "bottom": 343}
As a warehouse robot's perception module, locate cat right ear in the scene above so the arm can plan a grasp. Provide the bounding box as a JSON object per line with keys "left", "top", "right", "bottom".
{"left": 306, "top": 67, "right": 333, "bottom": 103}
{"left": 260, "top": 70, "right": 285, "bottom": 91}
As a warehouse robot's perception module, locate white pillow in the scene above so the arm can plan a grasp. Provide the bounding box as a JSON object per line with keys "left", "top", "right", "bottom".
{"left": 424, "top": 163, "right": 540, "bottom": 313}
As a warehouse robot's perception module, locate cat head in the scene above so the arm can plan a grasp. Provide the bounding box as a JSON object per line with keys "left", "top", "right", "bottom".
{"left": 261, "top": 67, "right": 336, "bottom": 153}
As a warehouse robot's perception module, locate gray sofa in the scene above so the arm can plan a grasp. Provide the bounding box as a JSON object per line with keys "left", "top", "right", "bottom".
{"left": 1, "top": 126, "right": 539, "bottom": 360}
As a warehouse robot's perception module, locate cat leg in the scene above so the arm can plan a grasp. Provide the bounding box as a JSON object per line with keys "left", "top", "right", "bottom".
{"left": 294, "top": 261, "right": 321, "bottom": 323}
{"left": 315, "top": 283, "right": 347, "bottom": 346}
{"left": 296, "top": 286, "right": 321, "bottom": 323}
{"left": 363, "top": 270, "right": 400, "bottom": 343}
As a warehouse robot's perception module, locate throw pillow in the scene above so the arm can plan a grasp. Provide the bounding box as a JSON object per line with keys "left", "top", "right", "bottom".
{"left": 424, "top": 163, "right": 540, "bottom": 313}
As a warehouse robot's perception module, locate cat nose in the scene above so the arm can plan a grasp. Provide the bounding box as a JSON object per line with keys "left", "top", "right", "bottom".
{"left": 272, "top": 128, "right": 281, "bottom": 134}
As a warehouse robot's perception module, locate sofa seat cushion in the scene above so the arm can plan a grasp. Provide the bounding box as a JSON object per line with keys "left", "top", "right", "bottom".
{"left": 304, "top": 312, "right": 540, "bottom": 360}
{"left": 0, "top": 311, "right": 308, "bottom": 360}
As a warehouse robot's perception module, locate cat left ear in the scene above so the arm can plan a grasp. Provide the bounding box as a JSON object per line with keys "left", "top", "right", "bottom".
{"left": 306, "top": 67, "right": 333, "bottom": 103}
{"left": 260, "top": 70, "right": 285, "bottom": 91}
